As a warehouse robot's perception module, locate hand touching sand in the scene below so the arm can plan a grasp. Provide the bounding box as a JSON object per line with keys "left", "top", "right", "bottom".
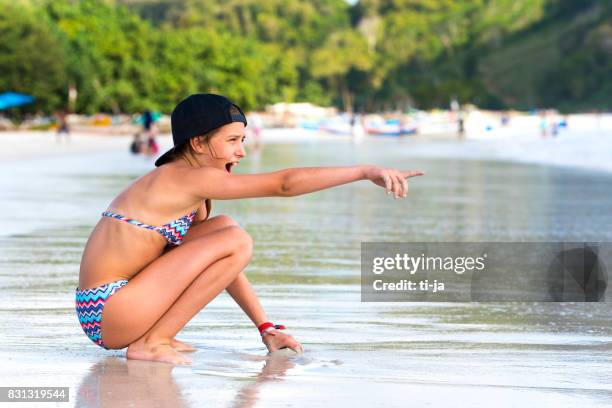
{"left": 262, "top": 329, "right": 304, "bottom": 354}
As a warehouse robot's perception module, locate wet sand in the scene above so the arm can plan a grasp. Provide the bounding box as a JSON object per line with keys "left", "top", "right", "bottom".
{"left": 1, "top": 131, "right": 611, "bottom": 407}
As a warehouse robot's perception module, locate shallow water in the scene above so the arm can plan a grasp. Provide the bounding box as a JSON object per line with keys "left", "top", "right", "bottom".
{"left": 1, "top": 135, "right": 611, "bottom": 407}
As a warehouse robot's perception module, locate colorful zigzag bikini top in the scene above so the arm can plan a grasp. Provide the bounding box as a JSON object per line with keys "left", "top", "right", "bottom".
{"left": 101, "top": 209, "right": 197, "bottom": 246}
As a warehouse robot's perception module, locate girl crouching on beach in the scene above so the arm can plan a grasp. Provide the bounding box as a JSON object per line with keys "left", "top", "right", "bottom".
{"left": 76, "top": 94, "right": 423, "bottom": 364}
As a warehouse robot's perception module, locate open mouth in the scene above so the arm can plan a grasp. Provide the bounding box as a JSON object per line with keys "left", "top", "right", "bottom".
{"left": 225, "top": 162, "right": 238, "bottom": 173}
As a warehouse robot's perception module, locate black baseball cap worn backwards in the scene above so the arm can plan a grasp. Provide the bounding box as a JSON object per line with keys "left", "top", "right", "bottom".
{"left": 155, "top": 93, "right": 248, "bottom": 167}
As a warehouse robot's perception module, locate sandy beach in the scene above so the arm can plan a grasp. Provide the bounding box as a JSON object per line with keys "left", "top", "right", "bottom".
{"left": 1, "top": 129, "right": 611, "bottom": 407}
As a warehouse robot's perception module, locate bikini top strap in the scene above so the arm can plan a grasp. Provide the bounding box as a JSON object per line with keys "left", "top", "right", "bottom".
{"left": 101, "top": 210, "right": 158, "bottom": 230}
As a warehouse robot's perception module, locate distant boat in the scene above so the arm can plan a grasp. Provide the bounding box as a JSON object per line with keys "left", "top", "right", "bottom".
{"left": 366, "top": 119, "right": 418, "bottom": 136}
{"left": 366, "top": 126, "right": 417, "bottom": 136}
{"left": 303, "top": 117, "right": 418, "bottom": 137}
{"left": 319, "top": 119, "right": 352, "bottom": 135}
{"left": 298, "top": 120, "right": 321, "bottom": 130}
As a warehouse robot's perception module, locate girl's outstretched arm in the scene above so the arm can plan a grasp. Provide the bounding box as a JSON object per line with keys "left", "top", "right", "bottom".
{"left": 279, "top": 165, "right": 424, "bottom": 198}
{"left": 184, "top": 165, "right": 424, "bottom": 200}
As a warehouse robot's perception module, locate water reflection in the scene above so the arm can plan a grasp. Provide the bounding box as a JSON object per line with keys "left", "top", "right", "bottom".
{"left": 76, "top": 358, "right": 188, "bottom": 408}
{"left": 76, "top": 352, "right": 296, "bottom": 408}
{"left": 230, "top": 351, "right": 296, "bottom": 408}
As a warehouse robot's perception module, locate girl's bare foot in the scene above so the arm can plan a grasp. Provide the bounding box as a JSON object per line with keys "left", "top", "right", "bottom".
{"left": 127, "top": 340, "right": 192, "bottom": 365}
{"left": 170, "top": 338, "right": 196, "bottom": 352}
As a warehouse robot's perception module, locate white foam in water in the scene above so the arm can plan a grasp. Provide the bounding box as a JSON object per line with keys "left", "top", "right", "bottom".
{"left": 406, "top": 114, "right": 612, "bottom": 173}
{"left": 470, "top": 130, "right": 612, "bottom": 173}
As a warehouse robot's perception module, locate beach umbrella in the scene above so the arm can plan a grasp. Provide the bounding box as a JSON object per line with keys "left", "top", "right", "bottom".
{"left": 0, "top": 92, "right": 35, "bottom": 110}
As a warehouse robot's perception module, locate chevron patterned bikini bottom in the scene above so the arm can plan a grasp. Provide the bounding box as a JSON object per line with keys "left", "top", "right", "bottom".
{"left": 75, "top": 279, "right": 129, "bottom": 349}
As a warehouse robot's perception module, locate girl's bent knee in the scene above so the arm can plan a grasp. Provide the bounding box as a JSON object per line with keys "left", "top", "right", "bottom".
{"left": 212, "top": 214, "right": 239, "bottom": 228}
{"left": 225, "top": 226, "right": 253, "bottom": 256}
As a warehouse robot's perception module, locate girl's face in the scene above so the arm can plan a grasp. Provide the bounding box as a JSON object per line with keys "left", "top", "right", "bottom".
{"left": 193, "top": 121, "right": 246, "bottom": 173}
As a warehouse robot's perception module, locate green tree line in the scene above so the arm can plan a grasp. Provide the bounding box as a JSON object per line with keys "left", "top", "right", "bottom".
{"left": 0, "top": 0, "right": 610, "bottom": 114}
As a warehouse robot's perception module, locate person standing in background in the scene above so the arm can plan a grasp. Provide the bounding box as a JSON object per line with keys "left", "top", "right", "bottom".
{"left": 540, "top": 111, "right": 549, "bottom": 138}
{"left": 56, "top": 110, "right": 70, "bottom": 143}
{"left": 143, "top": 110, "right": 159, "bottom": 155}
{"left": 249, "top": 112, "right": 263, "bottom": 150}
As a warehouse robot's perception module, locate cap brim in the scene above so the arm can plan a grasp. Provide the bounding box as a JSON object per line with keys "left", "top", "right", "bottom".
{"left": 154, "top": 147, "right": 175, "bottom": 167}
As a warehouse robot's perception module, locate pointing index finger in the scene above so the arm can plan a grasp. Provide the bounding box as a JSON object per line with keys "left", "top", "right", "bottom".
{"left": 402, "top": 170, "right": 425, "bottom": 178}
